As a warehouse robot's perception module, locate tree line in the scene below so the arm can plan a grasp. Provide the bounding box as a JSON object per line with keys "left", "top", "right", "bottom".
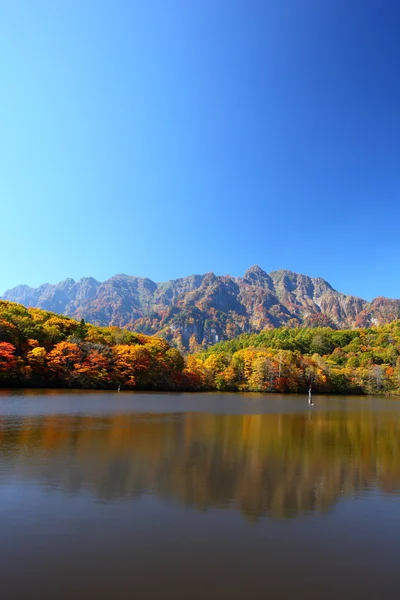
{"left": 0, "top": 301, "right": 187, "bottom": 389}
{"left": 1, "top": 300, "right": 400, "bottom": 395}
{"left": 190, "top": 323, "right": 400, "bottom": 395}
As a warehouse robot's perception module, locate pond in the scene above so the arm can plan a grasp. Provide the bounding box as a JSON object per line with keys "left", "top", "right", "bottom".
{"left": 1, "top": 390, "right": 400, "bottom": 599}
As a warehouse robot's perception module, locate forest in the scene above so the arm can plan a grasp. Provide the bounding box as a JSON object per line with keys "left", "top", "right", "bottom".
{"left": 1, "top": 300, "right": 400, "bottom": 395}
{"left": 0, "top": 300, "right": 186, "bottom": 390}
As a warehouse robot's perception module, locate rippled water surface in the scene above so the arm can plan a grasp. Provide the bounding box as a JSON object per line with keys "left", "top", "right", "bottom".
{"left": 2, "top": 390, "right": 400, "bottom": 599}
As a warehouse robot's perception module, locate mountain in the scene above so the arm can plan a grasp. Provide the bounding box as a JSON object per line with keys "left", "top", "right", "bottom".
{"left": 3, "top": 267, "right": 400, "bottom": 349}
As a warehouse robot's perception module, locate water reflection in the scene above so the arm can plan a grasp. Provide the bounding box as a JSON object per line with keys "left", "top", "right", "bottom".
{"left": 1, "top": 407, "right": 400, "bottom": 519}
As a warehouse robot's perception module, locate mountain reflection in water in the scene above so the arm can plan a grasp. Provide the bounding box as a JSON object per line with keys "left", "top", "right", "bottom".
{"left": 1, "top": 406, "right": 400, "bottom": 519}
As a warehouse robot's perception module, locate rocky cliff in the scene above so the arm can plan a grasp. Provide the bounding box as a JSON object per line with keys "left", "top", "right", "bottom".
{"left": 3, "top": 266, "right": 400, "bottom": 349}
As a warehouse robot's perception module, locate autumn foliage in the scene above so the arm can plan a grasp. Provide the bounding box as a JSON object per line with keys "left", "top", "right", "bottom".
{"left": 196, "top": 324, "right": 400, "bottom": 395}
{"left": 0, "top": 301, "right": 187, "bottom": 390}
{"left": 1, "top": 299, "right": 400, "bottom": 395}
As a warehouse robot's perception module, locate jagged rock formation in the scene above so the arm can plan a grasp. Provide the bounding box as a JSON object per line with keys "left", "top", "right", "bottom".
{"left": 3, "top": 266, "right": 400, "bottom": 349}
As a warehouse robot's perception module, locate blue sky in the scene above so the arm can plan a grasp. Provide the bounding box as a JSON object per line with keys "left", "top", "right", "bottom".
{"left": 1, "top": 0, "right": 400, "bottom": 300}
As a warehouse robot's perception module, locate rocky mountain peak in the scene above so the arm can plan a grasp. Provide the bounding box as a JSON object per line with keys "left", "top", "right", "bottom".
{"left": 2, "top": 267, "right": 399, "bottom": 349}
{"left": 243, "top": 265, "right": 270, "bottom": 281}
{"left": 244, "top": 264, "right": 267, "bottom": 277}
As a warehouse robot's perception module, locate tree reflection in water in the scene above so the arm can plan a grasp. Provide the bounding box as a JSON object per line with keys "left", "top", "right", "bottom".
{"left": 1, "top": 408, "right": 400, "bottom": 519}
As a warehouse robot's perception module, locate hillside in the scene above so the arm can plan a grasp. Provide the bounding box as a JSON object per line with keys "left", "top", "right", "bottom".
{"left": 1, "top": 299, "right": 400, "bottom": 395}
{"left": 3, "top": 267, "right": 400, "bottom": 350}
{"left": 189, "top": 322, "right": 400, "bottom": 395}
{"left": 0, "top": 300, "right": 188, "bottom": 390}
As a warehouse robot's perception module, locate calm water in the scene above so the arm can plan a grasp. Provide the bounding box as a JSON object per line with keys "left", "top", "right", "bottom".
{"left": 1, "top": 390, "right": 400, "bottom": 599}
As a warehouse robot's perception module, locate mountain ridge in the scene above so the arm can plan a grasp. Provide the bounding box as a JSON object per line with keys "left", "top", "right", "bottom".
{"left": 3, "top": 266, "right": 400, "bottom": 349}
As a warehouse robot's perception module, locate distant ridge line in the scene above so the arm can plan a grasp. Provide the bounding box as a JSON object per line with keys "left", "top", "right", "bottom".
{"left": 2, "top": 266, "right": 400, "bottom": 349}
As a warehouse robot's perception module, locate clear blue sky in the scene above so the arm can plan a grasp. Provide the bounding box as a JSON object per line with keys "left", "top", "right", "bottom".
{"left": 1, "top": 0, "right": 400, "bottom": 300}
